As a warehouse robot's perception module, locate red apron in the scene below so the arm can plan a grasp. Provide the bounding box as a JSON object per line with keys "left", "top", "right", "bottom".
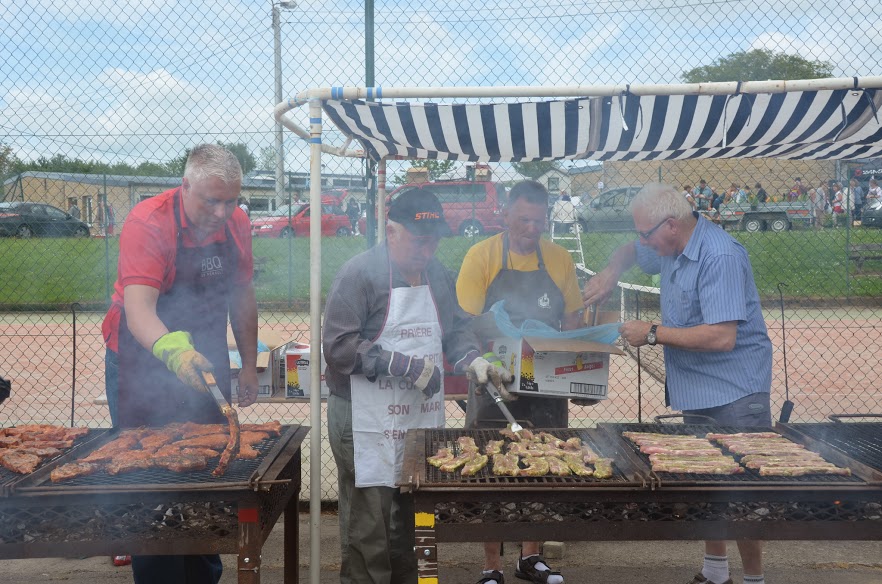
{"left": 117, "top": 192, "right": 236, "bottom": 428}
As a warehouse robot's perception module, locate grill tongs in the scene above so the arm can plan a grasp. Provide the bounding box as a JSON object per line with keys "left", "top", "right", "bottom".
{"left": 485, "top": 379, "right": 523, "bottom": 433}
{"left": 201, "top": 372, "right": 241, "bottom": 476}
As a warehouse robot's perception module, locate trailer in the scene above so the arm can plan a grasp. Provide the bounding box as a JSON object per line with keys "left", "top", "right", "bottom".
{"left": 718, "top": 201, "right": 814, "bottom": 232}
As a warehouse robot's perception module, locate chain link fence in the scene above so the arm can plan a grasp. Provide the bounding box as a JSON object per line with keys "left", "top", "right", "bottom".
{"left": 2, "top": 0, "right": 881, "bottom": 500}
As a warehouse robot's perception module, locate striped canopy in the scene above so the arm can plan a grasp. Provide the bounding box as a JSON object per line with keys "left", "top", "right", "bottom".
{"left": 321, "top": 88, "right": 882, "bottom": 162}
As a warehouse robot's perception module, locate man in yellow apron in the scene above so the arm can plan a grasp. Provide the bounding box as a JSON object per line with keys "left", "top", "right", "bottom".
{"left": 324, "top": 189, "right": 508, "bottom": 584}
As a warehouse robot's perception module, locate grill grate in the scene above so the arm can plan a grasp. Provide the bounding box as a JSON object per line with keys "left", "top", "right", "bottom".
{"left": 416, "top": 428, "right": 642, "bottom": 487}
{"left": 782, "top": 423, "right": 882, "bottom": 474}
{"left": 17, "top": 426, "right": 296, "bottom": 492}
{"left": 603, "top": 423, "right": 864, "bottom": 486}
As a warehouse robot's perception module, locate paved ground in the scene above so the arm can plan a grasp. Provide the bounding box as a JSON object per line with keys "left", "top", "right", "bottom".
{"left": 2, "top": 513, "right": 881, "bottom": 584}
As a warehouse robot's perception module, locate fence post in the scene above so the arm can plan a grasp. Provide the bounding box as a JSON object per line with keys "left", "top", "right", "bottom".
{"left": 70, "top": 302, "right": 80, "bottom": 427}
{"left": 103, "top": 173, "right": 111, "bottom": 304}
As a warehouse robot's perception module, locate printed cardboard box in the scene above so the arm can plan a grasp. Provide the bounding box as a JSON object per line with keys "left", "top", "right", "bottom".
{"left": 471, "top": 312, "right": 623, "bottom": 400}
{"left": 228, "top": 328, "right": 299, "bottom": 398}
{"left": 284, "top": 345, "right": 329, "bottom": 399}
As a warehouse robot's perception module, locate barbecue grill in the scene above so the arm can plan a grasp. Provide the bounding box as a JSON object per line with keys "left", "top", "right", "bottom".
{"left": 777, "top": 421, "right": 882, "bottom": 480}
{"left": 0, "top": 424, "right": 309, "bottom": 584}
{"left": 400, "top": 426, "right": 882, "bottom": 584}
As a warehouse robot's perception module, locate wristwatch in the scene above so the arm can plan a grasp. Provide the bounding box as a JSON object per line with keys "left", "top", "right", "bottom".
{"left": 646, "top": 324, "right": 658, "bottom": 346}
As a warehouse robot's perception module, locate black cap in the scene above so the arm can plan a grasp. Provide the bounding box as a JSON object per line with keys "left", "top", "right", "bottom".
{"left": 388, "top": 189, "right": 449, "bottom": 236}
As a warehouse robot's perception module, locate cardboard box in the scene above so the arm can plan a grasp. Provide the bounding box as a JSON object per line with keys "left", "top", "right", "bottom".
{"left": 228, "top": 328, "right": 300, "bottom": 398}
{"left": 472, "top": 313, "right": 623, "bottom": 400}
{"left": 284, "top": 345, "right": 329, "bottom": 399}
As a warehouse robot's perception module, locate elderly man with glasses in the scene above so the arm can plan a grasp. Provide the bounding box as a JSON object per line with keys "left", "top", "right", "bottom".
{"left": 583, "top": 183, "right": 773, "bottom": 584}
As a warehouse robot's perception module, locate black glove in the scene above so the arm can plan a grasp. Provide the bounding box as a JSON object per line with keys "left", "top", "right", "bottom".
{"left": 379, "top": 350, "right": 442, "bottom": 399}
{"left": 0, "top": 375, "right": 10, "bottom": 406}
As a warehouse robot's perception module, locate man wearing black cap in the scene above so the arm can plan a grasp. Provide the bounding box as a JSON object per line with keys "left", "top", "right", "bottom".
{"left": 323, "top": 188, "right": 508, "bottom": 584}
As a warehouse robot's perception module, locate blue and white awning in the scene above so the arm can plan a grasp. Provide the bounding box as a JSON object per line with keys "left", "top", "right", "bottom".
{"left": 321, "top": 88, "right": 882, "bottom": 162}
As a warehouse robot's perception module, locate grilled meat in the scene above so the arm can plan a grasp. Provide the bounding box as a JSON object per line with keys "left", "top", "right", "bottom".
{"left": 562, "top": 453, "right": 594, "bottom": 477}
{"left": 242, "top": 421, "right": 282, "bottom": 436}
{"left": 461, "top": 454, "right": 489, "bottom": 476}
{"left": 758, "top": 465, "right": 851, "bottom": 477}
{"left": 106, "top": 458, "right": 155, "bottom": 475}
{"left": 439, "top": 452, "right": 475, "bottom": 473}
{"left": 12, "top": 446, "right": 63, "bottom": 459}
{"left": 238, "top": 444, "right": 260, "bottom": 459}
{"left": 155, "top": 454, "right": 208, "bottom": 473}
{"left": 0, "top": 450, "right": 41, "bottom": 474}
{"left": 428, "top": 447, "right": 455, "bottom": 468}
{"left": 50, "top": 461, "right": 102, "bottom": 482}
{"left": 181, "top": 447, "right": 221, "bottom": 459}
{"left": 178, "top": 422, "right": 226, "bottom": 439}
{"left": 82, "top": 434, "right": 142, "bottom": 462}
{"left": 456, "top": 436, "right": 479, "bottom": 453}
{"left": 520, "top": 456, "right": 550, "bottom": 477}
{"left": 563, "top": 437, "right": 582, "bottom": 451}
{"left": 212, "top": 406, "right": 240, "bottom": 477}
{"left": 174, "top": 434, "right": 230, "bottom": 450}
{"left": 651, "top": 462, "right": 744, "bottom": 474}
{"left": 546, "top": 456, "right": 571, "bottom": 476}
{"left": 240, "top": 431, "right": 270, "bottom": 445}
{"left": 491, "top": 453, "right": 520, "bottom": 476}
{"left": 706, "top": 432, "right": 780, "bottom": 441}
{"left": 484, "top": 440, "right": 504, "bottom": 455}
{"left": 592, "top": 458, "right": 614, "bottom": 479}
{"left": 0, "top": 436, "right": 21, "bottom": 448}
{"left": 139, "top": 431, "right": 178, "bottom": 451}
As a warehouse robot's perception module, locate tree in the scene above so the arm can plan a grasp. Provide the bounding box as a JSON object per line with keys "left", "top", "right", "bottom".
{"left": 0, "top": 143, "right": 17, "bottom": 179}
{"left": 165, "top": 150, "right": 189, "bottom": 177}
{"left": 512, "top": 160, "right": 560, "bottom": 180}
{"left": 682, "top": 49, "right": 833, "bottom": 83}
{"left": 257, "top": 146, "right": 277, "bottom": 171}
{"left": 217, "top": 142, "right": 256, "bottom": 175}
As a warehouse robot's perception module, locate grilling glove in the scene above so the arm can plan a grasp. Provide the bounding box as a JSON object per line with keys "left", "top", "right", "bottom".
{"left": 152, "top": 331, "right": 214, "bottom": 394}
{"left": 467, "top": 352, "right": 516, "bottom": 402}
{"left": 378, "top": 350, "right": 442, "bottom": 399}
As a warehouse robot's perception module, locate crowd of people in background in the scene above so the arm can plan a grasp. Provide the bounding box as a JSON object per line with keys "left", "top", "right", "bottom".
{"left": 673, "top": 176, "right": 882, "bottom": 229}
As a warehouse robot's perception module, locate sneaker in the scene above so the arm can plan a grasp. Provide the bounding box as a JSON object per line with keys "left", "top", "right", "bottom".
{"left": 515, "top": 555, "right": 562, "bottom": 584}
{"left": 477, "top": 570, "right": 504, "bottom": 584}
{"left": 687, "top": 574, "right": 732, "bottom": 584}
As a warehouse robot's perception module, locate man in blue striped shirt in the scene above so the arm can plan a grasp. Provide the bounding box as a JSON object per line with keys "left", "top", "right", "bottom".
{"left": 583, "top": 183, "right": 772, "bottom": 584}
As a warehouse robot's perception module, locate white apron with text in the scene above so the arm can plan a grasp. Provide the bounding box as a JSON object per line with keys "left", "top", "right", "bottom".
{"left": 350, "top": 284, "right": 445, "bottom": 488}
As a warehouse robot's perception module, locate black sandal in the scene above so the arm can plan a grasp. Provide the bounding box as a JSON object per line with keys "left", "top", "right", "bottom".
{"left": 477, "top": 570, "right": 505, "bottom": 584}
{"left": 515, "top": 555, "right": 562, "bottom": 584}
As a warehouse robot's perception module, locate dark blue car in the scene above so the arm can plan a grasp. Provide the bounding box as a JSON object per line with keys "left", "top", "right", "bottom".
{"left": 0, "top": 202, "right": 91, "bottom": 238}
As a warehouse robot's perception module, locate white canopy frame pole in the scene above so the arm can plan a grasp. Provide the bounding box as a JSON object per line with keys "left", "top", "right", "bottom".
{"left": 307, "top": 97, "right": 323, "bottom": 584}
{"left": 377, "top": 158, "right": 387, "bottom": 243}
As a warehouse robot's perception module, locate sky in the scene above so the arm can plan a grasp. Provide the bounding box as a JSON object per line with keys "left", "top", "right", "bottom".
{"left": 2, "top": 0, "right": 881, "bottom": 178}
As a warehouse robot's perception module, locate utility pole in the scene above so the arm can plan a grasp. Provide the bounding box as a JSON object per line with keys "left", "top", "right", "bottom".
{"left": 273, "top": 2, "right": 296, "bottom": 211}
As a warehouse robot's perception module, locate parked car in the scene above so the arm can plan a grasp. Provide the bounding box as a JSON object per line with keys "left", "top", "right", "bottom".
{"left": 0, "top": 202, "right": 91, "bottom": 238}
{"left": 386, "top": 180, "right": 507, "bottom": 237}
{"left": 250, "top": 197, "right": 352, "bottom": 238}
{"left": 577, "top": 187, "right": 641, "bottom": 232}
{"left": 861, "top": 199, "right": 882, "bottom": 228}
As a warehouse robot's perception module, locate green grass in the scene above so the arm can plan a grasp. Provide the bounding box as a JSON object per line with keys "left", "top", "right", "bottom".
{"left": 1, "top": 226, "right": 881, "bottom": 310}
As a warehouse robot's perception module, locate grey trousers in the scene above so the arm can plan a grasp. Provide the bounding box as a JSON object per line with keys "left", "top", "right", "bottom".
{"left": 328, "top": 393, "right": 418, "bottom": 584}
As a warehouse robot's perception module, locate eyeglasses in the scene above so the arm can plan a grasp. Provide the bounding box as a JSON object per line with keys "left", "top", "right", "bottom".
{"left": 636, "top": 217, "right": 672, "bottom": 240}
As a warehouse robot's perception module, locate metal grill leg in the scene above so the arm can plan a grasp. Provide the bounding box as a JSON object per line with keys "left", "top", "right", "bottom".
{"left": 414, "top": 500, "right": 439, "bottom": 584}
{"left": 237, "top": 505, "right": 262, "bottom": 584}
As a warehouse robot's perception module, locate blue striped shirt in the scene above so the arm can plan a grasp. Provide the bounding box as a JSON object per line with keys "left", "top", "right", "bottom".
{"left": 636, "top": 215, "right": 772, "bottom": 410}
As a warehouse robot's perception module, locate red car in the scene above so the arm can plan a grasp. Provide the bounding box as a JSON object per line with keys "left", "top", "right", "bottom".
{"left": 251, "top": 198, "right": 353, "bottom": 238}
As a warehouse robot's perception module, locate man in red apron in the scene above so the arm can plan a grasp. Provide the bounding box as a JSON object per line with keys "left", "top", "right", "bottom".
{"left": 457, "top": 180, "right": 586, "bottom": 584}
{"left": 101, "top": 144, "right": 259, "bottom": 584}
{"left": 323, "top": 189, "right": 505, "bottom": 584}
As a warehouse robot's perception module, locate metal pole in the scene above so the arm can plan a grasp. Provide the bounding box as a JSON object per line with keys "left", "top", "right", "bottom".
{"left": 273, "top": 4, "right": 286, "bottom": 221}
{"left": 308, "top": 98, "right": 323, "bottom": 584}
{"left": 364, "top": 0, "right": 376, "bottom": 247}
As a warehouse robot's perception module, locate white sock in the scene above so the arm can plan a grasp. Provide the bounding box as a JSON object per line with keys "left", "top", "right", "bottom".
{"left": 482, "top": 569, "right": 502, "bottom": 584}
{"left": 520, "top": 555, "right": 563, "bottom": 584}
{"left": 743, "top": 575, "right": 765, "bottom": 584}
{"left": 701, "top": 554, "right": 729, "bottom": 584}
